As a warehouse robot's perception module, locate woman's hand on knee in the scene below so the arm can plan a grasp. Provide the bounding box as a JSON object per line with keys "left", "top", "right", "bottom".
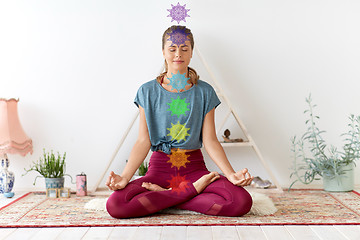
{"left": 227, "top": 168, "right": 254, "bottom": 187}
{"left": 105, "top": 171, "right": 129, "bottom": 191}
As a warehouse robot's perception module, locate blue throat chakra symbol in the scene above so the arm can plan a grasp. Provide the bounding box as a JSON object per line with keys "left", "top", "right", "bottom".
{"left": 167, "top": 28, "right": 190, "bottom": 47}
{"left": 167, "top": 2, "right": 190, "bottom": 24}
{"left": 168, "top": 71, "right": 190, "bottom": 92}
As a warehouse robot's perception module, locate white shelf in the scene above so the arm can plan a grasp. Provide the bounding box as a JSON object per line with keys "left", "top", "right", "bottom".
{"left": 220, "top": 141, "right": 253, "bottom": 147}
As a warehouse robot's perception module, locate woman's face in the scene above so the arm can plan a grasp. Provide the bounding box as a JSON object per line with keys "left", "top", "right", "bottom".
{"left": 163, "top": 36, "right": 193, "bottom": 73}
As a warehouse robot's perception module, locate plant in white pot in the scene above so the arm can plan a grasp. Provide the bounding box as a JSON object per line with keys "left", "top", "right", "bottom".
{"left": 290, "top": 94, "right": 360, "bottom": 191}
{"left": 23, "top": 149, "right": 73, "bottom": 189}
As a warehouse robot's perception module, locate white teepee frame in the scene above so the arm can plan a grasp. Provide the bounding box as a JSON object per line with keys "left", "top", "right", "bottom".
{"left": 94, "top": 45, "right": 283, "bottom": 193}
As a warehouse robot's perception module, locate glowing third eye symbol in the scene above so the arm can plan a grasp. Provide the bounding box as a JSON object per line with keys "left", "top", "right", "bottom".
{"left": 167, "top": 2, "right": 190, "bottom": 24}
{"left": 167, "top": 28, "right": 190, "bottom": 47}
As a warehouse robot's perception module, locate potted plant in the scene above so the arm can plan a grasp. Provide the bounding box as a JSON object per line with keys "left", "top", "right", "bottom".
{"left": 290, "top": 94, "right": 360, "bottom": 191}
{"left": 23, "top": 149, "right": 73, "bottom": 189}
{"left": 138, "top": 161, "right": 149, "bottom": 176}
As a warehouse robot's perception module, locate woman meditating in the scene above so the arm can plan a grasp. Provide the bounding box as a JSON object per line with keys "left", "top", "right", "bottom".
{"left": 106, "top": 25, "right": 253, "bottom": 218}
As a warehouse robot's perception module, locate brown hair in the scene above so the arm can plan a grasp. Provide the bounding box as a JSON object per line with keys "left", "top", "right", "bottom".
{"left": 156, "top": 25, "right": 200, "bottom": 84}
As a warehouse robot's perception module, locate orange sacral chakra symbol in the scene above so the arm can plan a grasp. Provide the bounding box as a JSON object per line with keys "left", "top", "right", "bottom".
{"left": 167, "top": 149, "right": 190, "bottom": 170}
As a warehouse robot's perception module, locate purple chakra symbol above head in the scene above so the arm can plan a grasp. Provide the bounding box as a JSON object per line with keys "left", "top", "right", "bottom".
{"left": 167, "top": 2, "right": 190, "bottom": 24}
{"left": 168, "top": 71, "right": 190, "bottom": 92}
{"left": 167, "top": 28, "right": 191, "bottom": 47}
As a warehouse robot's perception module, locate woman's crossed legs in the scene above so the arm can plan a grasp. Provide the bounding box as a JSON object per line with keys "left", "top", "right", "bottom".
{"left": 106, "top": 173, "right": 252, "bottom": 218}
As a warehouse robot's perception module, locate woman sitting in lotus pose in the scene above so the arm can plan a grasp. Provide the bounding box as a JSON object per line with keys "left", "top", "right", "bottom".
{"left": 106, "top": 25, "right": 253, "bottom": 218}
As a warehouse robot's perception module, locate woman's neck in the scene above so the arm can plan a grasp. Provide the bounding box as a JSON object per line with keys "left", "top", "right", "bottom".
{"left": 166, "top": 67, "right": 188, "bottom": 78}
{"left": 161, "top": 69, "right": 193, "bottom": 92}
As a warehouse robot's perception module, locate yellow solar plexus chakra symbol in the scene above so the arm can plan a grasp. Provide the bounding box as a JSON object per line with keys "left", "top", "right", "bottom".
{"left": 167, "top": 149, "right": 190, "bottom": 170}
{"left": 167, "top": 121, "right": 190, "bottom": 143}
{"left": 167, "top": 96, "right": 190, "bottom": 118}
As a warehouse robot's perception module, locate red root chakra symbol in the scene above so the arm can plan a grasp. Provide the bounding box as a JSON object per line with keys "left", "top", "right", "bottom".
{"left": 167, "top": 174, "right": 191, "bottom": 195}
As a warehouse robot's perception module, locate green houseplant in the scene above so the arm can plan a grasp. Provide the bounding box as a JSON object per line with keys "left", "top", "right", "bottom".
{"left": 138, "top": 161, "right": 149, "bottom": 176}
{"left": 23, "top": 149, "right": 73, "bottom": 189}
{"left": 290, "top": 94, "right": 360, "bottom": 191}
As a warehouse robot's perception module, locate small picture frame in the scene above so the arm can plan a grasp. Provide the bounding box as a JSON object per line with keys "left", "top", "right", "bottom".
{"left": 59, "top": 187, "right": 71, "bottom": 198}
{"left": 46, "top": 188, "right": 58, "bottom": 198}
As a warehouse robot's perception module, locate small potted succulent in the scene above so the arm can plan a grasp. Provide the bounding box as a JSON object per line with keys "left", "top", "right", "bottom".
{"left": 290, "top": 94, "right": 360, "bottom": 191}
{"left": 23, "top": 149, "right": 73, "bottom": 189}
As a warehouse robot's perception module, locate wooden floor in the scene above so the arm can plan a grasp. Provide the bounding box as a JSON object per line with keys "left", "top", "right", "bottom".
{"left": 1, "top": 225, "right": 360, "bottom": 240}
{"left": 1, "top": 190, "right": 360, "bottom": 240}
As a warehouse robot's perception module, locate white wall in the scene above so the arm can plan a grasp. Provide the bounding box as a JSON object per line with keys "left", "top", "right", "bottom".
{"left": 1, "top": 0, "right": 360, "bottom": 191}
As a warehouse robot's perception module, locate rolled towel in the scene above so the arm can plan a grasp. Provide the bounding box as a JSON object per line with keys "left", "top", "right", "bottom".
{"left": 248, "top": 192, "right": 277, "bottom": 216}
{"left": 84, "top": 198, "right": 108, "bottom": 211}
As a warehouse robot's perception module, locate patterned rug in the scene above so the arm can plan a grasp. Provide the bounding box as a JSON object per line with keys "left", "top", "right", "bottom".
{"left": 0, "top": 190, "right": 360, "bottom": 227}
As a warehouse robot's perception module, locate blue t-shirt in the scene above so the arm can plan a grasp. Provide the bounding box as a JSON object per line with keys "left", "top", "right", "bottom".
{"left": 134, "top": 79, "right": 221, "bottom": 154}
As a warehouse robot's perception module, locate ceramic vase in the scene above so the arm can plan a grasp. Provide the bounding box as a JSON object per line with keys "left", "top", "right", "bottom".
{"left": 45, "top": 177, "right": 64, "bottom": 189}
{"left": 323, "top": 164, "right": 354, "bottom": 192}
{"left": 0, "top": 158, "right": 15, "bottom": 196}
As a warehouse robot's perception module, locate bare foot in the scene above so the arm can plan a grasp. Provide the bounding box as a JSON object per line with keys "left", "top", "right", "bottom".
{"left": 142, "top": 182, "right": 171, "bottom": 191}
{"left": 193, "top": 172, "right": 220, "bottom": 193}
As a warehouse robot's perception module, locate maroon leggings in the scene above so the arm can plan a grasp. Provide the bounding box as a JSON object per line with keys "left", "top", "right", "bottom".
{"left": 106, "top": 149, "right": 252, "bottom": 218}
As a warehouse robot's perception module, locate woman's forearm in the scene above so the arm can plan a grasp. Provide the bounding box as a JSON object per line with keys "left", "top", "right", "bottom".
{"left": 204, "top": 139, "right": 236, "bottom": 177}
{"left": 121, "top": 138, "right": 151, "bottom": 181}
